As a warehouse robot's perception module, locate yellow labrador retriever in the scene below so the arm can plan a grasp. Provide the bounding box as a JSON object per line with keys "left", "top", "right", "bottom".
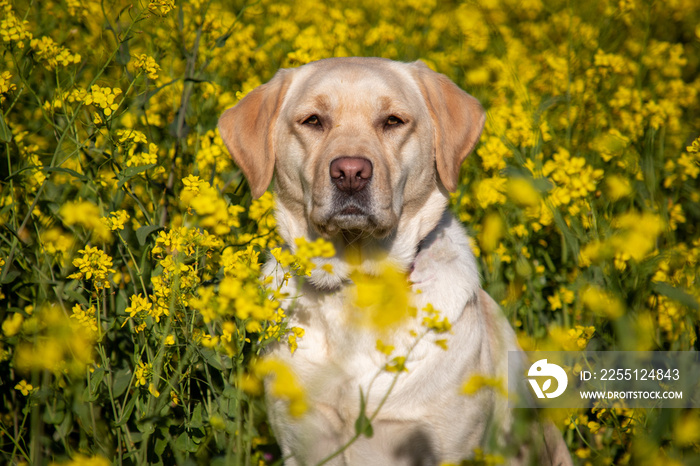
{"left": 219, "top": 57, "right": 571, "bottom": 466}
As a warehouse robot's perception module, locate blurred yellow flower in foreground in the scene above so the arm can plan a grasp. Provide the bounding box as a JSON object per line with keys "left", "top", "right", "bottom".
{"left": 350, "top": 264, "right": 414, "bottom": 332}
{"left": 252, "top": 358, "right": 307, "bottom": 417}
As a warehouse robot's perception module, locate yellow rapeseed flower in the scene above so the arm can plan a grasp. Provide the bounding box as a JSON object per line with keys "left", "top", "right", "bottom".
{"left": 148, "top": 0, "right": 175, "bottom": 16}
{"left": 29, "top": 36, "right": 81, "bottom": 69}
{"left": 581, "top": 286, "right": 624, "bottom": 319}
{"left": 507, "top": 178, "right": 541, "bottom": 207}
{"left": 478, "top": 213, "right": 504, "bottom": 255}
{"left": 0, "top": 71, "right": 16, "bottom": 103}
{"left": 0, "top": 7, "right": 33, "bottom": 48}
{"left": 14, "top": 380, "right": 33, "bottom": 396}
{"left": 103, "top": 210, "right": 130, "bottom": 231}
{"left": 350, "top": 264, "right": 414, "bottom": 332}
{"left": 60, "top": 200, "right": 112, "bottom": 243}
{"left": 462, "top": 374, "right": 506, "bottom": 397}
{"left": 15, "top": 305, "right": 96, "bottom": 376}
{"left": 84, "top": 84, "right": 122, "bottom": 117}
{"left": 68, "top": 246, "right": 115, "bottom": 290}
{"left": 475, "top": 176, "right": 507, "bottom": 209}
{"left": 287, "top": 326, "right": 305, "bottom": 354}
{"left": 133, "top": 54, "right": 161, "bottom": 80}
{"left": 134, "top": 361, "right": 152, "bottom": 387}
{"left": 253, "top": 358, "right": 307, "bottom": 417}
{"left": 2, "top": 312, "right": 23, "bottom": 337}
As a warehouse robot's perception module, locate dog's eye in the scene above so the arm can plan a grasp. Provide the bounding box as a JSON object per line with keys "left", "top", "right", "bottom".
{"left": 302, "top": 115, "right": 321, "bottom": 126}
{"left": 385, "top": 115, "right": 404, "bottom": 127}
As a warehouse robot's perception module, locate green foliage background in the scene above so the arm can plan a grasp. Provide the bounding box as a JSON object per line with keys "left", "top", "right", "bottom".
{"left": 0, "top": 0, "right": 699, "bottom": 464}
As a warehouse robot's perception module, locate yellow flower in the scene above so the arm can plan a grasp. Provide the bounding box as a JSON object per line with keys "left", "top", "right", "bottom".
{"left": 375, "top": 339, "right": 395, "bottom": 356}
{"left": 122, "top": 293, "right": 164, "bottom": 331}
{"left": 478, "top": 213, "right": 504, "bottom": 255}
{"left": 287, "top": 326, "right": 305, "bottom": 354}
{"left": 293, "top": 237, "right": 335, "bottom": 275}
{"left": 421, "top": 303, "right": 452, "bottom": 333}
{"left": 148, "top": 383, "right": 160, "bottom": 398}
{"left": 581, "top": 286, "right": 624, "bottom": 319}
{"left": 475, "top": 176, "right": 507, "bottom": 209}
{"left": 568, "top": 325, "right": 596, "bottom": 349}
{"left": 385, "top": 356, "right": 408, "bottom": 373}
{"left": 0, "top": 8, "right": 33, "bottom": 48}
{"left": 104, "top": 210, "right": 130, "bottom": 231}
{"left": 60, "top": 200, "right": 112, "bottom": 243}
{"left": 15, "top": 305, "right": 96, "bottom": 376}
{"left": 61, "top": 455, "right": 111, "bottom": 466}
{"left": 507, "top": 178, "right": 541, "bottom": 207}
{"left": 462, "top": 374, "right": 506, "bottom": 396}
{"left": 70, "top": 304, "right": 98, "bottom": 335}
{"left": 133, "top": 54, "right": 161, "bottom": 80}
{"left": 605, "top": 175, "right": 632, "bottom": 201}
{"left": 68, "top": 246, "right": 115, "bottom": 290}
{"left": 2, "top": 312, "right": 24, "bottom": 337}
{"left": 148, "top": 0, "right": 175, "bottom": 16}
{"left": 29, "top": 35, "right": 81, "bottom": 69}
{"left": 134, "top": 361, "right": 152, "bottom": 387}
{"left": 548, "top": 293, "right": 563, "bottom": 311}
{"left": 15, "top": 380, "right": 33, "bottom": 396}
{"left": 84, "top": 85, "right": 122, "bottom": 117}
{"left": 350, "top": 264, "right": 414, "bottom": 332}
{"left": 674, "top": 412, "right": 700, "bottom": 446}
{"left": 0, "top": 71, "right": 16, "bottom": 103}
{"left": 253, "top": 358, "right": 307, "bottom": 417}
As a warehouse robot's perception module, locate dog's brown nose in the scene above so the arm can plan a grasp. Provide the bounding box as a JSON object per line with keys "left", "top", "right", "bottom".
{"left": 330, "top": 157, "right": 373, "bottom": 193}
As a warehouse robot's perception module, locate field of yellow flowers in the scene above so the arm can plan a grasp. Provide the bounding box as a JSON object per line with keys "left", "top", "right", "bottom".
{"left": 1, "top": 0, "right": 699, "bottom": 464}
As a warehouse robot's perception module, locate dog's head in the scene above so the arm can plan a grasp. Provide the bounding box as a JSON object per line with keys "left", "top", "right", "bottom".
{"left": 219, "top": 58, "right": 484, "bottom": 252}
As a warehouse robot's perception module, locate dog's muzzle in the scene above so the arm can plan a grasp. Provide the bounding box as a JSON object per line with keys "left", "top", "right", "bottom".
{"left": 324, "top": 156, "right": 379, "bottom": 233}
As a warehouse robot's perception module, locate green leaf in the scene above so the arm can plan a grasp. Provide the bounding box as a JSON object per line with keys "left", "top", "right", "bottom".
{"left": 83, "top": 367, "right": 106, "bottom": 401}
{"left": 354, "top": 390, "right": 373, "bottom": 438}
{"left": 0, "top": 113, "right": 12, "bottom": 143}
{"left": 154, "top": 429, "right": 168, "bottom": 456}
{"left": 175, "top": 431, "right": 199, "bottom": 453}
{"left": 116, "top": 164, "right": 157, "bottom": 189}
{"left": 43, "top": 398, "right": 67, "bottom": 425}
{"left": 42, "top": 167, "right": 89, "bottom": 181}
{"left": 652, "top": 282, "right": 699, "bottom": 311}
{"left": 112, "top": 367, "right": 133, "bottom": 398}
{"left": 190, "top": 402, "right": 204, "bottom": 429}
{"left": 136, "top": 224, "right": 161, "bottom": 246}
{"left": 90, "top": 367, "right": 106, "bottom": 393}
{"left": 201, "top": 347, "right": 232, "bottom": 371}
{"left": 115, "top": 395, "right": 137, "bottom": 427}
{"left": 117, "top": 39, "right": 131, "bottom": 66}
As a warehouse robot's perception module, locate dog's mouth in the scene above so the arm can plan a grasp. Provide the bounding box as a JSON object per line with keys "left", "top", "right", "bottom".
{"left": 326, "top": 201, "right": 377, "bottom": 233}
{"left": 338, "top": 205, "right": 363, "bottom": 216}
{"left": 313, "top": 192, "right": 394, "bottom": 238}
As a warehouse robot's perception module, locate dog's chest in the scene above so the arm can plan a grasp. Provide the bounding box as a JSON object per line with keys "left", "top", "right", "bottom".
{"left": 265, "top": 214, "right": 484, "bottom": 417}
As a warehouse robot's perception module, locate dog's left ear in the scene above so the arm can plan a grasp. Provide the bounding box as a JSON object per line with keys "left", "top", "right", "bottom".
{"left": 410, "top": 61, "right": 486, "bottom": 192}
{"left": 218, "top": 69, "right": 292, "bottom": 199}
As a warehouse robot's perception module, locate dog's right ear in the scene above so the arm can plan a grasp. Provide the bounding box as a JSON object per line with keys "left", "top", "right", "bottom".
{"left": 218, "top": 69, "right": 291, "bottom": 199}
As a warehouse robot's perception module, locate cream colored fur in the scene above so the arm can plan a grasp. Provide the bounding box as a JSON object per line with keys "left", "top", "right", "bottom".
{"left": 218, "top": 57, "right": 572, "bottom": 466}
